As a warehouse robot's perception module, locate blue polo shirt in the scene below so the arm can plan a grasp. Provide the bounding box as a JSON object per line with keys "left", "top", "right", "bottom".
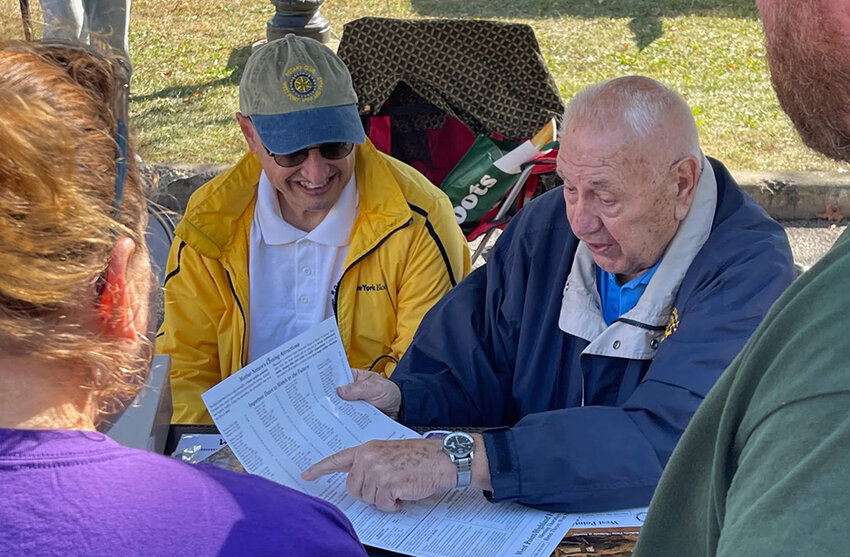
{"left": 596, "top": 260, "right": 662, "bottom": 325}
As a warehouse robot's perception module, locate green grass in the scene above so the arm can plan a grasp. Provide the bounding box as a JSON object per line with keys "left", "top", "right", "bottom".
{"left": 3, "top": 0, "right": 848, "bottom": 172}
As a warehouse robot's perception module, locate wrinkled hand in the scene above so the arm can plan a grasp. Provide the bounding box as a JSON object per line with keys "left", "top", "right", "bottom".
{"left": 339, "top": 368, "right": 402, "bottom": 419}
{"left": 301, "top": 439, "right": 456, "bottom": 512}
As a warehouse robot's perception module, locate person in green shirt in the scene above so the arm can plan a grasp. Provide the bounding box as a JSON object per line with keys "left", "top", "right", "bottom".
{"left": 633, "top": 1, "right": 850, "bottom": 555}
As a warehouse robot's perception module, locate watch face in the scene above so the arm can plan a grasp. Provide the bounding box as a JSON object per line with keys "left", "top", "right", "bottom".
{"left": 444, "top": 432, "right": 474, "bottom": 457}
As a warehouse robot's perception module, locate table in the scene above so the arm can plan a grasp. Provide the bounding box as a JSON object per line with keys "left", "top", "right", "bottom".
{"left": 167, "top": 425, "right": 638, "bottom": 557}
{"left": 554, "top": 535, "right": 636, "bottom": 556}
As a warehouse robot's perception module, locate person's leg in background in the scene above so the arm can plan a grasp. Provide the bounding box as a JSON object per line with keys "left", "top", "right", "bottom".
{"left": 39, "top": 0, "right": 89, "bottom": 42}
{"left": 38, "top": 0, "right": 131, "bottom": 78}
{"left": 85, "top": 0, "right": 132, "bottom": 76}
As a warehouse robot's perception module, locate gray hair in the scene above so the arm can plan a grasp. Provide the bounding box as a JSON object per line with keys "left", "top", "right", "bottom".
{"left": 559, "top": 76, "right": 701, "bottom": 160}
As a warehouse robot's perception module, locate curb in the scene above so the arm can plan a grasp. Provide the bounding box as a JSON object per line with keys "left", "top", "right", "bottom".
{"left": 736, "top": 170, "right": 850, "bottom": 221}
{"left": 141, "top": 162, "right": 850, "bottom": 221}
{"left": 142, "top": 162, "right": 230, "bottom": 214}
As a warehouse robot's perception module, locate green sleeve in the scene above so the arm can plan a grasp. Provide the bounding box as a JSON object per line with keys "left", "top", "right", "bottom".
{"left": 717, "top": 393, "right": 850, "bottom": 556}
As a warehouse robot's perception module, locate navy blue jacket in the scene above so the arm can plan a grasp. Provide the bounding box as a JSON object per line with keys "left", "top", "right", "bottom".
{"left": 392, "top": 158, "right": 795, "bottom": 512}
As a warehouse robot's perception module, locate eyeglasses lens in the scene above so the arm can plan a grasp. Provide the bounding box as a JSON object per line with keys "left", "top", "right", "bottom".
{"left": 271, "top": 142, "right": 354, "bottom": 167}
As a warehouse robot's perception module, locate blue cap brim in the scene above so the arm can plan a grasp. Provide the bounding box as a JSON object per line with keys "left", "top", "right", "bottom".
{"left": 251, "top": 104, "right": 366, "bottom": 155}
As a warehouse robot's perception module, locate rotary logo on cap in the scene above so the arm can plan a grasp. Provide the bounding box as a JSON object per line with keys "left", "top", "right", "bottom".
{"left": 284, "top": 64, "right": 323, "bottom": 102}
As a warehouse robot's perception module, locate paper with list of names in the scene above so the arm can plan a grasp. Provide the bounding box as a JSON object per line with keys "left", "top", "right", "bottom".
{"left": 202, "top": 318, "right": 576, "bottom": 557}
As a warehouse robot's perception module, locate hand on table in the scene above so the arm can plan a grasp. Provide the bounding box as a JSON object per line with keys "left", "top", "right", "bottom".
{"left": 340, "top": 368, "right": 402, "bottom": 419}
{"left": 301, "top": 438, "right": 456, "bottom": 512}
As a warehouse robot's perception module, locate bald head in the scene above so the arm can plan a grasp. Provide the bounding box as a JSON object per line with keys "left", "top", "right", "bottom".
{"left": 559, "top": 76, "right": 701, "bottom": 164}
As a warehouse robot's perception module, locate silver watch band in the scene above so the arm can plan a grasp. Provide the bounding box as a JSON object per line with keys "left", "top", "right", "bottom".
{"left": 456, "top": 456, "right": 472, "bottom": 488}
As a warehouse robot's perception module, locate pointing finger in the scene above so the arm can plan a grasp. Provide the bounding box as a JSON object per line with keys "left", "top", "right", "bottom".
{"left": 301, "top": 447, "right": 356, "bottom": 480}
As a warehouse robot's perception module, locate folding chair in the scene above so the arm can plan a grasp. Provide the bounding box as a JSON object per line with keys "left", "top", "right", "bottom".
{"left": 338, "top": 17, "right": 564, "bottom": 248}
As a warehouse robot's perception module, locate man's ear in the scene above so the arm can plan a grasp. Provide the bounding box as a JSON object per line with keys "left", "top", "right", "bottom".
{"left": 236, "top": 112, "right": 262, "bottom": 155}
{"left": 97, "top": 237, "right": 139, "bottom": 340}
{"left": 672, "top": 156, "right": 701, "bottom": 221}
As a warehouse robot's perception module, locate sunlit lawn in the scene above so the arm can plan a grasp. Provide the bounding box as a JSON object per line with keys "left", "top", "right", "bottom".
{"left": 2, "top": 0, "right": 847, "bottom": 172}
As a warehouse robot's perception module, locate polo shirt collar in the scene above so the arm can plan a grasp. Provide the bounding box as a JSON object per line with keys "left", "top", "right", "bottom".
{"left": 596, "top": 258, "right": 662, "bottom": 325}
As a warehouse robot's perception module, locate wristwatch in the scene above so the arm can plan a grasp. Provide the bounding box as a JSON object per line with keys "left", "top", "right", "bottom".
{"left": 442, "top": 432, "right": 475, "bottom": 488}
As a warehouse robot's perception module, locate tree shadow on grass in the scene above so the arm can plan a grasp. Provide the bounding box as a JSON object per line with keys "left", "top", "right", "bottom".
{"left": 131, "top": 44, "right": 251, "bottom": 103}
{"left": 408, "top": 0, "right": 758, "bottom": 49}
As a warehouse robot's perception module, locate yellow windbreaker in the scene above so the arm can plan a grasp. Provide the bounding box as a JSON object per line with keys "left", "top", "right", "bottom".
{"left": 156, "top": 139, "right": 470, "bottom": 423}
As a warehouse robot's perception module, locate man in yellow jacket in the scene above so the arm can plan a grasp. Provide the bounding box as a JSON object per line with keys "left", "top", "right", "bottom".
{"left": 157, "top": 35, "right": 469, "bottom": 424}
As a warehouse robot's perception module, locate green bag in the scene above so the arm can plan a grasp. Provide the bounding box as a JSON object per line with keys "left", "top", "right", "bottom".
{"left": 440, "top": 135, "right": 519, "bottom": 226}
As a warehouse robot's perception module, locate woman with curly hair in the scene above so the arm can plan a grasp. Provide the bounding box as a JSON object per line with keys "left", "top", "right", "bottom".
{"left": 0, "top": 41, "right": 365, "bottom": 556}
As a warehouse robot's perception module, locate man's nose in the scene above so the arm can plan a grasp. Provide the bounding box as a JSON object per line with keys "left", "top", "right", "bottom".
{"left": 297, "top": 149, "right": 331, "bottom": 184}
{"left": 568, "top": 197, "right": 601, "bottom": 237}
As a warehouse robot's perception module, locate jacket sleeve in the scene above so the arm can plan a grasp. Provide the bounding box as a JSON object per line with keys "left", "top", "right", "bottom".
{"left": 482, "top": 236, "right": 796, "bottom": 512}
{"left": 156, "top": 239, "right": 228, "bottom": 424}
{"left": 378, "top": 194, "right": 471, "bottom": 376}
{"left": 392, "top": 211, "right": 530, "bottom": 426}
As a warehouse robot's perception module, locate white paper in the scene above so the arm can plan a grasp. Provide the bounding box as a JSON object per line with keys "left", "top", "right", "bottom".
{"left": 492, "top": 140, "right": 539, "bottom": 174}
{"left": 567, "top": 507, "right": 647, "bottom": 535}
{"left": 202, "top": 318, "right": 575, "bottom": 557}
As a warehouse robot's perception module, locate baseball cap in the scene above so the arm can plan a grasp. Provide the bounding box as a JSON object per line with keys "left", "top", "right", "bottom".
{"left": 239, "top": 34, "right": 366, "bottom": 155}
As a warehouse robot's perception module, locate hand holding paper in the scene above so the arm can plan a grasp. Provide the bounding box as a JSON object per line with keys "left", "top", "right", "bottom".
{"left": 338, "top": 368, "right": 402, "bottom": 419}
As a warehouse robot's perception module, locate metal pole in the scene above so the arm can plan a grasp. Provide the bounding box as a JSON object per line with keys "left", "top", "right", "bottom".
{"left": 19, "top": 0, "right": 33, "bottom": 40}
{"left": 267, "top": 0, "right": 330, "bottom": 44}
{"left": 470, "top": 164, "right": 536, "bottom": 265}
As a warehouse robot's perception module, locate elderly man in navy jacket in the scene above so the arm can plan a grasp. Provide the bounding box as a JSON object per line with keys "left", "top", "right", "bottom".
{"left": 303, "top": 76, "right": 795, "bottom": 513}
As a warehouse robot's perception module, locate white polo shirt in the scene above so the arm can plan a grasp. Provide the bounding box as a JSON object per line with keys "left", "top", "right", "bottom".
{"left": 247, "top": 171, "right": 358, "bottom": 362}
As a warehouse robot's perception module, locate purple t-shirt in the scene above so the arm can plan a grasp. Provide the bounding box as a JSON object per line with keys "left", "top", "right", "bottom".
{"left": 0, "top": 428, "right": 366, "bottom": 556}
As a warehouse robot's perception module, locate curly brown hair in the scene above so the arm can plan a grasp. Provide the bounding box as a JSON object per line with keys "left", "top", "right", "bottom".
{"left": 0, "top": 40, "right": 151, "bottom": 423}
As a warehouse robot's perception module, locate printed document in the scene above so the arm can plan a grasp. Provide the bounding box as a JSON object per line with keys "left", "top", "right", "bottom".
{"left": 202, "top": 318, "right": 575, "bottom": 557}
{"left": 566, "top": 507, "right": 647, "bottom": 535}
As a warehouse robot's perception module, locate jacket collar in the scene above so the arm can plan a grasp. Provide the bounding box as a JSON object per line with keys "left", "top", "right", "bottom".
{"left": 558, "top": 153, "right": 719, "bottom": 360}
{"left": 175, "top": 152, "right": 263, "bottom": 259}
{"left": 347, "top": 138, "right": 413, "bottom": 265}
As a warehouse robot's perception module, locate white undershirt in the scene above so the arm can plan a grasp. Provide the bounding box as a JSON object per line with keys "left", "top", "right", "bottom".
{"left": 247, "top": 171, "right": 358, "bottom": 362}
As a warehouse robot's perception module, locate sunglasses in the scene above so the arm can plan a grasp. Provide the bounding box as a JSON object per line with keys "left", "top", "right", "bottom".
{"left": 262, "top": 142, "right": 354, "bottom": 167}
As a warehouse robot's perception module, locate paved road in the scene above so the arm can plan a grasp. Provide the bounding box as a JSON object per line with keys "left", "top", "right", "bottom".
{"left": 470, "top": 220, "right": 847, "bottom": 271}
{"left": 780, "top": 220, "right": 846, "bottom": 270}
